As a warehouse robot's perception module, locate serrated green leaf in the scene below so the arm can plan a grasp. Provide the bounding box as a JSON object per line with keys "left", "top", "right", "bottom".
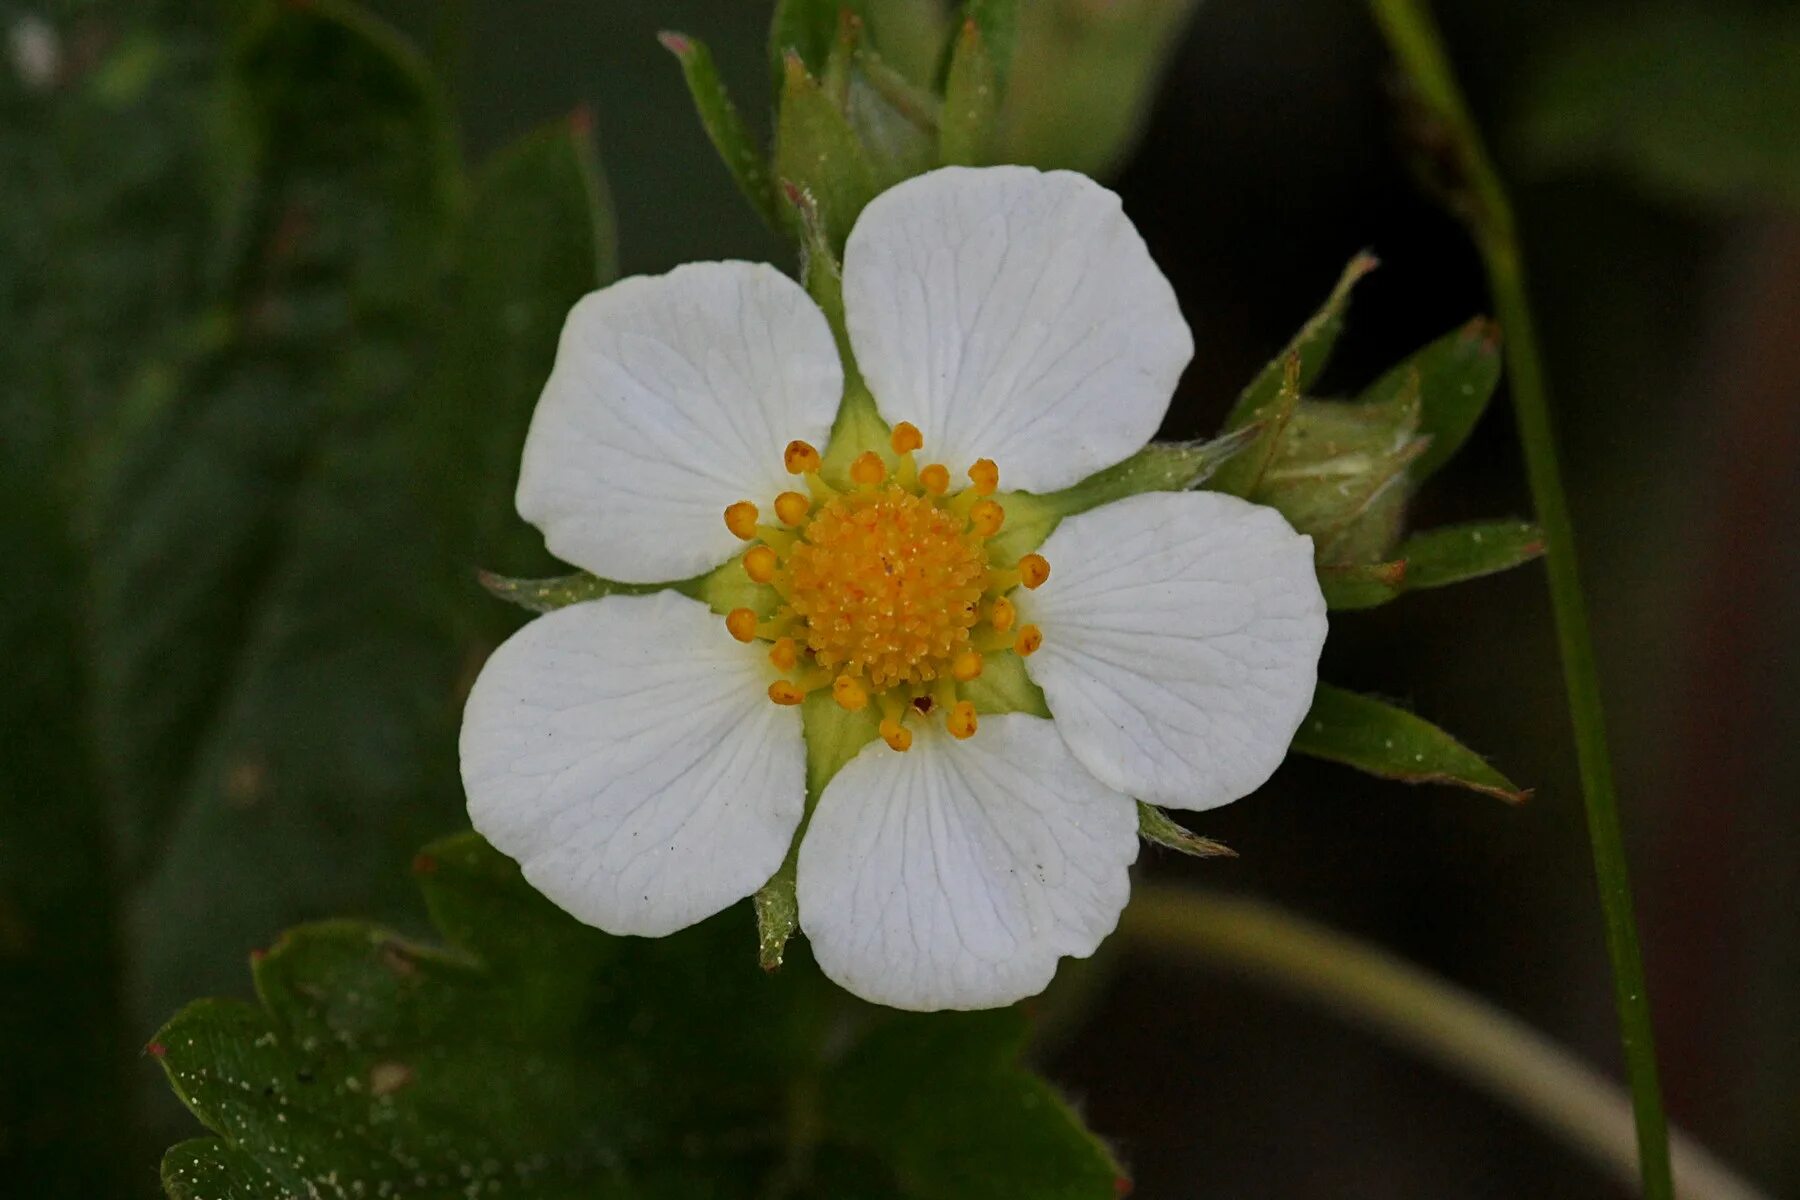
{"left": 1223, "top": 251, "right": 1378, "bottom": 430}
{"left": 1137, "top": 802, "right": 1235, "bottom": 859}
{"left": 1322, "top": 520, "right": 1545, "bottom": 610}
{"left": 156, "top": 834, "right": 1121, "bottom": 1199}
{"left": 776, "top": 52, "right": 880, "bottom": 251}
{"left": 1362, "top": 317, "right": 1503, "bottom": 482}
{"left": 662, "top": 31, "right": 784, "bottom": 232}
{"left": 1291, "top": 685, "right": 1529, "bottom": 803}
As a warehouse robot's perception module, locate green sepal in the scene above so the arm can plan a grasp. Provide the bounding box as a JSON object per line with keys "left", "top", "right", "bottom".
{"left": 776, "top": 51, "right": 878, "bottom": 251}
{"left": 1320, "top": 519, "right": 1545, "bottom": 610}
{"left": 1206, "top": 355, "right": 1303, "bottom": 499}
{"left": 1136, "top": 801, "right": 1235, "bottom": 859}
{"left": 988, "top": 424, "right": 1263, "bottom": 562}
{"left": 1223, "top": 251, "right": 1378, "bottom": 431}
{"left": 477, "top": 570, "right": 662, "bottom": 613}
{"left": 660, "top": 31, "right": 784, "bottom": 232}
{"left": 1363, "top": 316, "right": 1503, "bottom": 481}
{"left": 753, "top": 864, "right": 801, "bottom": 971}
{"left": 843, "top": 30, "right": 940, "bottom": 186}
{"left": 961, "top": 651, "right": 1050, "bottom": 717}
{"left": 939, "top": 17, "right": 999, "bottom": 165}
{"left": 770, "top": 0, "right": 864, "bottom": 91}
{"left": 1291, "top": 684, "right": 1530, "bottom": 803}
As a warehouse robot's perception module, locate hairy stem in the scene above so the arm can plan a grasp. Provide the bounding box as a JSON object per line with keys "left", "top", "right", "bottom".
{"left": 1362, "top": 2, "right": 1674, "bottom": 1193}
{"left": 1120, "top": 889, "right": 1765, "bottom": 1200}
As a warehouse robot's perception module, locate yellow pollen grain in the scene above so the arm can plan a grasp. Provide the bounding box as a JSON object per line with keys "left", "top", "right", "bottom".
{"left": 849, "top": 450, "right": 887, "bottom": 488}
{"left": 968, "top": 499, "right": 1004, "bottom": 537}
{"left": 988, "top": 595, "right": 1016, "bottom": 633}
{"left": 951, "top": 649, "right": 983, "bottom": 682}
{"left": 1018, "top": 553, "right": 1050, "bottom": 589}
{"left": 768, "top": 637, "right": 799, "bottom": 671}
{"left": 919, "top": 463, "right": 950, "bottom": 495}
{"left": 890, "top": 422, "right": 923, "bottom": 454}
{"left": 724, "top": 501, "right": 759, "bottom": 540}
{"left": 784, "top": 440, "right": 822, "bottom": 475}
{"left": 946, "top": 700, "right": 978, "bottom": 739}
{"left": 768, "top": 680, "right": 806, "bottom": 706}
{"left": 725, "top": 608, "right": 759, "bottom": 642}
{"left": 832, "top": 675, "right": 869, "bottom": 711}
{"left": 774, "top": 490, "right": 811, "bottom": 526}
{"left": 743, "top": 545, "right": 778, "bottom": 583}
{"left": 967, "top": 458, "right": 999, "bottom": 495}
{"left": 880, "top": 717, "right": 913, "bottom": 752}
{"left": 1014, "top": 624, "right": 1043, "bottom": 657}
{"left": 784, "top": 486, "right": 988, "bottom": 691}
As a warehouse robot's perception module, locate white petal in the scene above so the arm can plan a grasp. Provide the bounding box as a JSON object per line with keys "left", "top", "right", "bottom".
{"left": 1022, "top": 492, "right": 1327, "bottom": 810}
{"left": 460, "top": 591, "right": 805, "bottom": 936}
{"left": 517, "top": 261, "right": 842, "bottom": 582}
{"left": 842, "top": 166, "right": 1191, "bottom": 493}
{"left": 797, "top": 715, "right": 1137, "bottom": 1011}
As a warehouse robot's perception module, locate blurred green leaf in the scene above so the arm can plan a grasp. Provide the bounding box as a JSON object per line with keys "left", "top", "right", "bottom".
{"left": 1517, "top": 8, "right": 1800, "bottom": 208}
{"left": 663, "top": 31, "right": 785, "bottom": 232}
{"left": 997, "top": 0, "right": 1199, "bottom": 176}
{"left": 155, "top": 834, "right": 1122, "bottom": 1199}
{"left": 1321, "top": 520, "right": 1545, "bottom": 610}
{"left": 1137, "top": 802, "right": 1235, "bottom": 859}
{"left": 1361, "top": 317, "right": 1503, "bottom": 482}
{"left": 1292, "top": 685, "right": 1529, "bottom": 803}
{"left": 961, "top": 0, "right": 1018, "bottom": 89}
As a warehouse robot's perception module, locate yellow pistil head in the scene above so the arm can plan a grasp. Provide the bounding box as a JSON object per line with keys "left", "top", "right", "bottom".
{"left": 724, "top": 501, "right": 759, "bottom": 541}
{"left": 1014, "top": 624, "right": 1043, "bottom": 657}
{"left": 946, "top": 700, "right": 978, "bottom": 739}
{"left": 784, "top": 440, "right": 822, "bottom": 475}
{"left": 721, "top": 429, "right": 1049, "bottom": 745}
{"left": 743, "top": 545, "right": 779, "bottom": 584}
{"left": 849, "top": 450, "right": 887, "bottom": 488}
{"left": 774, "top": 490, "right": 812, "bottom": 526}
{"left": 832, "top": 674, "right": 869, "bottom": 712}
{"left": 726, "top": 608, "right": 759, "bottom": 643}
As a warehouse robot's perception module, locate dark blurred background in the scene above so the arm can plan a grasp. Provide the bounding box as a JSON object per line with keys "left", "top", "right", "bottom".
{"left": 6, "top": 0, "right": 1797, "bottom": 1195}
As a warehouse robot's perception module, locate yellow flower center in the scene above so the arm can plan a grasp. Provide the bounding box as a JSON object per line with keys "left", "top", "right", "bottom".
{"left": 722, "top": 423, "right": 1050, "bottom": 750}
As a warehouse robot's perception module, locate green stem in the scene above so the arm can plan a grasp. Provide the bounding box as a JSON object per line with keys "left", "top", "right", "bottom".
{"left": 1361, "top": 3, "right": 1673, "bottom": 1195}
{"left": 1120, "top": 889, "right": 1766, "bottom": 1200}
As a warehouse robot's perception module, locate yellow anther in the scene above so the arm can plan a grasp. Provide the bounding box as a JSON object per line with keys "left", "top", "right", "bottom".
{"left": 879, "top": 717, "right": 913, "bottom": 752}
{"left": 988, "top": 595, "right": 1017, "bottom": 633}
{"left": 724, "top": 501, "right": 759, "bottom": 541}
{"left": 890, "top": 422, "right": 923, "bottom": 454}
{"left": 768, "top": 680, "right": 807, "bottom": 706}
{"left": 946, "top": 700, "right": 978, "bottom": 740}
{"left": 1014, "top": 624, "right": 1043, "bottom": 657}
{"left": 968, "top": 458, "right": 999, "bottom": 496}
{"left": 1017, "top": 553, "right": 1051, "bottom": 589}
{"left": 774, "top": 490, "right": 811, "bottom": 526}
{"left": 769, "top": 637, "right": 799, "bottom": 671}
{"left": 919, "top": 463, "right": 950, "bottom": 496}
{"left": 743, "top": 545, "right": 779, "bottom": 584}
{"left": 725, "top": 608, "right": 759, "bottom": 642}
{"left": 849, "top": 450, "right": 887, "bottom": 488}
{"left": 784, "top": 440, "right": 822, "bottom": 475}
{"left": 832, "top": 675, "right": 869, "bottom": 712}
{"left": 968, "top": 499, "right": 1005, "bottom": 537}
{"left": 951, "top": 649, "right": 984, "bottom": 682}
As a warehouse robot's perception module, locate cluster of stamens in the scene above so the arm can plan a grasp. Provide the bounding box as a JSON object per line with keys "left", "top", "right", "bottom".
{"left": 722, "top": 423, "right": 1049, "bottom": 751}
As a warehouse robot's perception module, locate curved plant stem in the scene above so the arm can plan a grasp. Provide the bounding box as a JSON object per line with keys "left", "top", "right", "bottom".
{"left": 1361, "top": 2, "right": 1674, "bottom": 1194}
{"left": 1120, "top": 889, "right": 1766, "bottom": 1200}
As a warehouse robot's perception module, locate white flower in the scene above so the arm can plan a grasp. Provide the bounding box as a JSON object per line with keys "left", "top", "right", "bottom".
{"left": 460, "top": 166, "right": 1327, "bottom": 1011}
